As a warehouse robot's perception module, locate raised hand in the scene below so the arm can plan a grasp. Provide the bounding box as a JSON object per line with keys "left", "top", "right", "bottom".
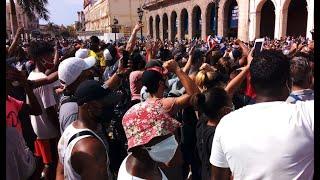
{"left": 133, "top": 22, "right": 143, "bottom": 33}
{"left": 163, "top": 59, "right": 180, "bottom": 73}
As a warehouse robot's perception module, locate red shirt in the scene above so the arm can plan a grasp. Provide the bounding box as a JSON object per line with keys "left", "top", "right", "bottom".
{"left": 245, "top": 73, "right": 256, "bottom": 99}
{"left": 6, "top": 96, "right": 24, "bottom": 134}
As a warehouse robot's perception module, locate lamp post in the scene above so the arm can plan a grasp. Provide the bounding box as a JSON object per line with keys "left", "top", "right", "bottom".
{"left": 112, "top": 17, "right": 119, "bottom": 42}
{"left": 137, "top": 7, "right": 144, "bottom": 42}
{"left": 215, "top": 0, "right": 220, "bottom": 36}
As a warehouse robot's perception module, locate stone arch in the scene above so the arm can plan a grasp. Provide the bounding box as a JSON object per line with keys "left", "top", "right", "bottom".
{"left": 223, "top": 0, "right": 239, "bottom": 37}
{"left": 192, "top": 5, "right": 202, "bottom": 38}
{"left": 205, "top": 2, "right": 216, "bottom": 36}
{"left": 155, "top": 15, "right": 160, "bottom": 39}
{"left": 170, "top": 11, "right": 178, "bottom": 41}
{"left": 180, "top": 8, "right": 188, "bottom": 40}
{"left": 256, "top": 0, "right": 276, "bottom": 38}
{"left": 256, "top": 0, "right": 277, "bottom": 11}
{"left": 282, "top": 0, "right": 308, "bottom": 37}
{"left": 149, "top": 16, "right": 154, "bottom": 38}
{"left": 218, "top": 0, "right": 240, "bottom": 36}
{"left": 163, "top": 13, "right": 169, "bottom": 40}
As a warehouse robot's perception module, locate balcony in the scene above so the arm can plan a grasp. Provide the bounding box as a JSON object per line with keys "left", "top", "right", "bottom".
{"left": 143, "top": 0, "right": 189, "bottom": 10}
{"left": 143, "top": 0, "right": 165, "bottom": 9}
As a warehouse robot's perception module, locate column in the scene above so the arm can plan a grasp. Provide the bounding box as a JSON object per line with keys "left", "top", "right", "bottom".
{"left": 168, "top": 13, "right": 172, "bottom": 41}
{"left": 248, "top": 0, "right": 256, "bottom": 41}
{"left": 237, "top": 0, "right": 249, "bottom": 41}
{"left": 201, "top": 9, "right": 207, "bottom": 41}
{"left": 274, "top": 7, "right": 281, "bottom": 39}
{"left": 188, "top": 10, "right": 193, "bottom": 40}
{"left": 176, "top": 11, "right": 181, "bottom": 41}
{"left": 153, "top": 15, "right": 157, "bottom": 40}
{"left": 306, "top": 3, "right": 314, "bottom": 39}
{"left": 279, "top": 8, "right": 288, "bottom": 38}
{"left": 159, "top": 14, "right": 163, "bottom": 41}
{"left": 217, "top": 1, "right": 224, "bottom": 36}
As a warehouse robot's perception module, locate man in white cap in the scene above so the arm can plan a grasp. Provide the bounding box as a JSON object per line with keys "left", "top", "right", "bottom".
{"left": 58, "top": 56, "right": 96, "bottom": 133}
{"left": 75, "top": 48, "right": 90, "bottom": 59}
{"left": 56, "top": 55, "right": 129, "bottom": 179}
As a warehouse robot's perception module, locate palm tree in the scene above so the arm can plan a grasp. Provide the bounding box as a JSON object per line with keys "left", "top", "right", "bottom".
{"left": 9, "top": 0, "right": 50, "bottom": 35}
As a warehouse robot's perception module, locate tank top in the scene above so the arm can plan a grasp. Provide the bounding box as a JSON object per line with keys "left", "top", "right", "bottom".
{"left": 117, "top": 154, "right": 168, "bottom": 180}
{"left": 57, "top": 122, "right": 112, "bottom": 180}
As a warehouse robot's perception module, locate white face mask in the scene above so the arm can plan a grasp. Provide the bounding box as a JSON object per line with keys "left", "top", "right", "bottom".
{"left": 143, "top": 135, "right": 178, "bottom": 164}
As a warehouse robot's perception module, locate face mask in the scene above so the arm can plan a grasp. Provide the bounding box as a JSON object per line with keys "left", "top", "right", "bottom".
{"left": 143, "top": 135, "right": 178, "bottom": 164}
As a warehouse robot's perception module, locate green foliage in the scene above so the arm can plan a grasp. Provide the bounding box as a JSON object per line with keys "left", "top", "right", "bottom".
{"left": 16, "top": 0, "right": 50, "bottom": 21}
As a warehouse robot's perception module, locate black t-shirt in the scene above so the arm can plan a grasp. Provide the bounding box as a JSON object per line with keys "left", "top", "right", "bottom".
{"left": 196, "top": 116, "right": 216, "bottom": 180}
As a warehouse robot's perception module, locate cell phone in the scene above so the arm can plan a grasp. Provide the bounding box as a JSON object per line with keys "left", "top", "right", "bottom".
{"left": 122, "top": 50, "right": 129, "bottom": 68}
{"left": 253, "top": 38, "right": 264, "bottom": 57}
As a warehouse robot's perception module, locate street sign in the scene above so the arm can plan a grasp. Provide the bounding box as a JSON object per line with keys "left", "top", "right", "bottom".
{"left": 112, "top": 27, "right": 120, "bottom": 33}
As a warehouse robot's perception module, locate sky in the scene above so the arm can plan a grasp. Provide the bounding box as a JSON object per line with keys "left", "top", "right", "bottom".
{"left": 39, "top": 0, "right": 83, "bottom": 25}
{"left": 6, "top": 0, "right": 83, "bottom": 25}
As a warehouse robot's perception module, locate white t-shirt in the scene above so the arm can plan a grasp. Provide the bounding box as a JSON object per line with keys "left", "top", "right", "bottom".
{"left": 27, "top": 71, "right": 59, "bottom": 139}
{"left": 210, "top": 101, "right": 314, "bottom": 180}
{"left": 6, "top": 127, "right": 35, "bottom": 180}
{"left": 118, "top": 154, "right": 168, "bottom": 180}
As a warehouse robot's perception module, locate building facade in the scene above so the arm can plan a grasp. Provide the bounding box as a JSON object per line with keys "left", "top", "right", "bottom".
{"left": 78, "top": 0, "right": 147, "bottom": 40}
{"left": 144, "top": 0, "right": 314, "bottom": 41}
{"left": 6, "top": 2, "right": 39, "bottom": 39}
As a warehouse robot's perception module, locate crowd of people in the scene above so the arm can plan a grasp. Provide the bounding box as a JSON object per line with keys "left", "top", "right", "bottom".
{"left": 6, "top": 22, "right": 314, "bottom": 180}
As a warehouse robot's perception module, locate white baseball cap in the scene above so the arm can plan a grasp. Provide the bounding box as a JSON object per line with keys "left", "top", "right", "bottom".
{"left": 75, "top": 48, "right": 90, "bottom": 59}
{"left": 103, "top": 48, "right": 113, "bottom": 61}
{"left": 58, "top": 57, "right": 96, "bottom": 86}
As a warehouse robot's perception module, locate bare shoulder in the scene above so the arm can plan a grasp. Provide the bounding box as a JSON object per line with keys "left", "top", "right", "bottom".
{"left": 71, "top": 136, "right": 109, "bottom": 179}
{"left": 71, "top": 137, "right": 106, "bottom": 173}
{"left": 72, "top": 136, "right": 105, "bottom": 158}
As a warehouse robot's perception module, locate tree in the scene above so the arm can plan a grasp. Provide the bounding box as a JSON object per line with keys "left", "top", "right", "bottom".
{"left": 59, "top": 26, "right": 77, "bottom": 38}
{"left": 9, "top": 0, "right": 50, "bottom": 36}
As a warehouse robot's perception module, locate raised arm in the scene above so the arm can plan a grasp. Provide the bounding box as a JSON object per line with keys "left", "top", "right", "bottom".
{"left": 103, "top": 57, "right": 131, "bottom": 90}
{"left": 225, "top": 49, "right": 253, "bottom": 97}
{"left": 31, "top": 72, "right": 59, "bottom": 89}
{"left": 163, "top": 60, "right": 200, "bottom": 110}
{"left": 235, "top": 39, "right": 249, "bottom": 66}
{"left": 126, "top": 22, "right": 143, "bottom": 53}
{"left": 8, "top": 27, "right": 24, "bottom": 57}
{"left": 182, "top": 45, "right": 195, "bottom": 73}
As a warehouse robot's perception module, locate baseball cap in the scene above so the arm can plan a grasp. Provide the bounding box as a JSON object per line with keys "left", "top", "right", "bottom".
{"left": 141, "top": 69, "right": 164, "bottom": 88}
{"left": 145, "top": 59, "right": 168, "bottom": 75}
{"left": 122, "top": 101, "right": 181, "bottom": 150}
{"left": 103, "top": 44, "right": 117, "bottom": 61}
{"left": 74, "top": 80, "right": 122, "bottom": 106}
{"left": 145, "top": 59, "right": 163, "bottom": 68}
{"left": 75, "top": 48, "right": 90, "bottom": 59}
{"left": 58, "top": 57, "right": 96, "bottom": 86}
